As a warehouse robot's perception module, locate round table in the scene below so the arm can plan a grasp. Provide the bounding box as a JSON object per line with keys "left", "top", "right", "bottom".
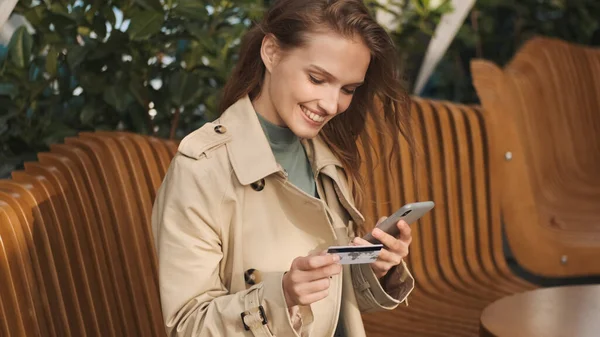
{"left": 480, "top": 284, "right": 600, "bottom": 337}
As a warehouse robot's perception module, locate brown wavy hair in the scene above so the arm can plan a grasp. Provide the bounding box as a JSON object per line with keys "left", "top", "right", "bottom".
{"left": 219, "top": 0, "right": 415, "bottom": 214}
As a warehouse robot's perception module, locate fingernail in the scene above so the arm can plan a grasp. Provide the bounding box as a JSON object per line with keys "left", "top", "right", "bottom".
{"left": 333, "top": 255, "right": 340, "bottom": 262}
{"left": 374, "top": 228, "right": 382, "bottom": 235}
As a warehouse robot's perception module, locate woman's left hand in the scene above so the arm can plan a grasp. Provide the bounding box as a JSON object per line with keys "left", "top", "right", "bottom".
{"left": 352, "top": 217, "right": 412, "bottom": 279}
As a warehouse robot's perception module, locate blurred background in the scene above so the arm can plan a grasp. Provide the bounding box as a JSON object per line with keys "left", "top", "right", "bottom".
{"left": 2, "top": 0, "right": 598, "bottom": 178}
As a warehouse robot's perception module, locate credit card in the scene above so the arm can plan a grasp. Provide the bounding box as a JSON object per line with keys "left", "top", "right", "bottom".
{"left": 326, "top": 244, "right": 384, "bottom": 265}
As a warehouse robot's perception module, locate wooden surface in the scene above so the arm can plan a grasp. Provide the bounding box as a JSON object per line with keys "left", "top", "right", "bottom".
{"left": 472, "top": 37, "right": 600, "bottom": 277}
{"left": 360, "top": 99, "right": 534, "bottom": 337}
{"left": 480, "top": 285, "right": 600, "bottom": 337}
{"left": 0, "top": 93, "right": 566, "bottom": 336}
{"left": 0, "top": 97, "right": 536, "bottom": 336}
{"left": 0, "top": 133, "right": 170, "bottom": 337}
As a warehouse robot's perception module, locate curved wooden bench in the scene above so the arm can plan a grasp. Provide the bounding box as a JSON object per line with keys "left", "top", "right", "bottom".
{"left": 0, "top": 97, "right": 536, "bottom": 336}
{"left": 0, "top": 197, "right": 44, "bottom": 337}
{"left": 360, "top": 99, "right": 535, "bottom": 337}
{"left": 0, "top": 134, "right": 172, "bottom": 336}
{"left": 471, "top": 36, "right": 600, "bottom": 277}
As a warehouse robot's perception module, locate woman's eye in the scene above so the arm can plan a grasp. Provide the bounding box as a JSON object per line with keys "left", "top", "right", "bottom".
{"left": 309, "top": 75, "right": 325, "bottom": 84}
{"left": 342, "top": 88, "right": 356, "bottom": 95}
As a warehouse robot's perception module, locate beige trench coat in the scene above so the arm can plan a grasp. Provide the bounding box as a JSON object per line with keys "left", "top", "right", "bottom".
{"left": 152, "top": 96, "right": 414, "bottom": 337}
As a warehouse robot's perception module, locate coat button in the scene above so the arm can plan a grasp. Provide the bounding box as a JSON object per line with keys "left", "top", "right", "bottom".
{"left": 244, "top": 269, "right": 262, "bottom": 285}
{"left": 214, "top": 125, "right": 227, "bottom": 134}
{"left": 251, "top": 179, "right": 265, "bottom": 191}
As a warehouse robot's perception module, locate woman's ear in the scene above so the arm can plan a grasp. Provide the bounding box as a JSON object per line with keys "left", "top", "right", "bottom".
{"left": 260, "top": 34, "right": 280, "bottom": 73}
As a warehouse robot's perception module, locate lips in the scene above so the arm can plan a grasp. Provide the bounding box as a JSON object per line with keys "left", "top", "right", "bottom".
{"left": 300, "top": 105, "right": 325, "bottom": 123}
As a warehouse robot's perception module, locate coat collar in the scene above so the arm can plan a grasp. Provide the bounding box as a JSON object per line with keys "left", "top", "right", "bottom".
{"left": 219, "top": 96, "right": 343, "bottom": 185}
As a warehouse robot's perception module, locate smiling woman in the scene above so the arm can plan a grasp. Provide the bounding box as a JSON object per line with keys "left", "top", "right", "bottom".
{"left": 252, "top": 31, "right": 371, "bottom": 138}
{"left": 221, "top": 0, "right": 416, "bottom": 211}
{"left": 152, "top": 1, "right": 417, "bottom": 337}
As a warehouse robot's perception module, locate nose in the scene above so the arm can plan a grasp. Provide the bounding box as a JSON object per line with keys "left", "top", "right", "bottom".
{"left": 318, "top": 87, "right": 340, "bottom": 116}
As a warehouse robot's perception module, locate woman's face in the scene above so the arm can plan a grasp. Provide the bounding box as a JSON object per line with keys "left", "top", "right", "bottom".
{"left": 253, "top": 30, "right": 371, "bottom": 139}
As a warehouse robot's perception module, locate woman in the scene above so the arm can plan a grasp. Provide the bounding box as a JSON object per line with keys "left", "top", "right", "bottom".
{"left": 152, "top": 0, "right": 416, "bottom": 336}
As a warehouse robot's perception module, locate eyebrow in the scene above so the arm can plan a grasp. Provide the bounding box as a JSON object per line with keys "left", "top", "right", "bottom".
{"left": 308, "top": 64, "right": 364, "bottom": 87}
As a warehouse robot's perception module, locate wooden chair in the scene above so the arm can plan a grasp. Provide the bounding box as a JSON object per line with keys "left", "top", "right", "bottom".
{"left": 1, "top": 183, "right": 58, "bottom": 337}
{"left": 73, "top": 133, "right": 164, "bottom": 337}
{"left": 1, "top": 175, "right": 86, "bottom": 337}
{"left": 121, "top": 133, "right": 164, "bottom": 201}
{"left": 0, "top": 135, "right": 169, "bottom": 336}
{"left": 38, "top": 150, "right": 123, "bottom": 336}
{"left": 360, "top": 98, "right": 535, "bottom": 337}
{"left": 0, "top": 197, "right": 44, "bottom": 337}
{"left": 1, "top": 96, "right": 538, "bottom": 336}
{"left": 148, "top": 136, "right": 174, "bottom": 177}
{"left": 91, "top": 132, "right": 157, "bottom": 276}
{"left": 51, "top": 140, "right": 139, "bottom": 336}
{"left": 471, "top": 36, "right": 600, "bottom": 277}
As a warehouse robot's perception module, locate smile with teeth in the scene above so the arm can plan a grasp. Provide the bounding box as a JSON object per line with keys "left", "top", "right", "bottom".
{"left": 301, "top": 105, "right": 325, "bottom": 123}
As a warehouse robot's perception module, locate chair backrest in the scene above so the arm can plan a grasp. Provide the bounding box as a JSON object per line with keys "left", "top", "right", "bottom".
{"left": 0, "top": 134, "right": 173, "bottom": 337}
{"left": 471, "top": 36, "right": 600, "bottom": 277}
{"left": 358, "top": 98, "right": 517, "bottom": 296}
{"left": 0, "top": 197, "right": 46, "bottom": 337}
{"left": 0, "top": 94, "right": 521, "bottom": 335}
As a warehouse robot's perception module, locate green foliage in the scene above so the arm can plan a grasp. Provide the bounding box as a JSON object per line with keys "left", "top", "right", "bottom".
{"left": 0, "top": 0, "right": 266, "bottom": 177}
{"left": 2, "top": 0, "right": 598, "bottom": 178}
{"left": 370, "top": 0, "right": 454, "bottom": 88}
{"left": 422, "top": 0, "right": 600, "bottom": 102}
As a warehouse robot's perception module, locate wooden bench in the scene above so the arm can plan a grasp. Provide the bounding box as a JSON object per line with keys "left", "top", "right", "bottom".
{"left": 471, "top": 37, "right": 600, "bottom": 278}
{"left": 0, "top": 96, "right": 537, "bottom": 336}
{"left": 359, "top": 98, "right": 535, "bottom": 337}
{"left": 0, "top": 132, "right": 177, "bottom": 336}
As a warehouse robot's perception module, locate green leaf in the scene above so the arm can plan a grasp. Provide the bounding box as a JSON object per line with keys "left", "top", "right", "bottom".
{"left": 87, "top": 44, "right": 115, "bottom": 60}
{"left": 77, "top": 26, "right": 92, "bottom": 36}
{"left": 183, "top": 21, "right": 207, "bottom": 39}
{"left": 0, "top": 156, "right": 23, "bottom": 180}
{"left": 80, "top": 104, "right": 97, "bottom": 124}
{"left": 43, "top": 122, "right": 77, "bottom": 146}
{"left": 127, "top": 11, "right": 164, "bottom": 41}
{"left": 129, "top": 105, "right": 149, "bottom": 133}
{"left": 411, "top": 0, "right": 426, "bottom": 16}
{"left": 8, "top": 27, "right": 34, "bottom": 69}
{"left": 103, "top": 85, "right": 121, "bottom": 110}
{"left": 134, "top": 0, "right": 163, "bottom": 12}
{"left": 66, "top": 46, "right": 89, "bottom": 69}
{"left": 45, "top": 47, "right": 59, "bottom": 76}
{"left": 173, "top": 0, "right": 209, "bottom": 20}
{"left": 42, "top": 33, "right": 63, "bottom": 46}
{"left": 84, "top": 0, "right": 103, "bottom": 24}
{"left": 169, "top": 71, "right": 203, "bottom": 107}
{"left": 23, "top": 5, "right": 47, "bottom": 26}
{"left": 0, "top": 84, "right": 18, "bottom": 99}
{"left": 103, "top": 85, "right": 134, "bottom": 112}
{"left": 49, "top": 15, "right": 78, "bottom": 33}
{"left": 78, "top": 71, "right": 108, "bottom": 94}
{"left": 50, "top": 3, "right": 71, "bottom": 19}
{"left": 436, "top": 0, "right": 454, "bottom": 15}
{"left": 129, "top": 77, "right": 149, "bottom": 106}
{"left": 72, "top": 6, "right": 86, "bottom": 24}
{"left": 102, "top": 6, "right": 117, "bottom": 27}
{"left": 93, "top": 15, "right": 108, "bottom": 39}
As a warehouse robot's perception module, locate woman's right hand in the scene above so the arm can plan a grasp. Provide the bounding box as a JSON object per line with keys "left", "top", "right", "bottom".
{"left": 282, "top": 252, "right": 342, "bottom": 308}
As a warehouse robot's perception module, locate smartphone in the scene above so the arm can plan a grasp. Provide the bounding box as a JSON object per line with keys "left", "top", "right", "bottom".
{"left": 362, "top": 201, "right": 435, "bottom": 244}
